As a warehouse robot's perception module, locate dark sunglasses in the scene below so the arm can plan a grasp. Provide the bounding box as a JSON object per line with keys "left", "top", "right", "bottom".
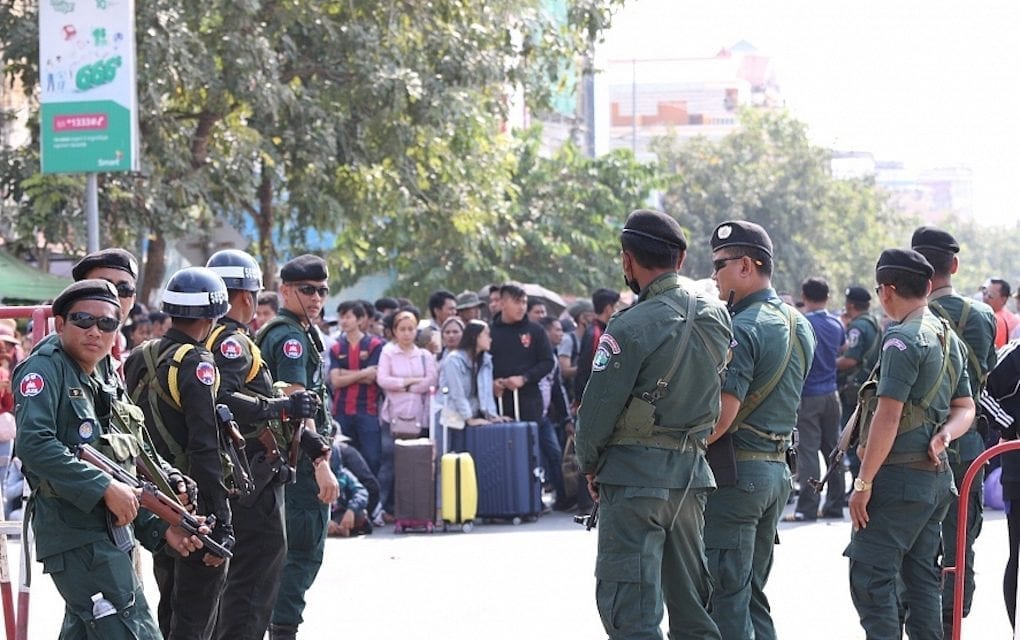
{"left": 107, "top": 281, "right": 136, "bottom": 298}
{"left": 296, "top": 284, "right": 329, "bottom": 298}
{"left": 68, "top": 311, "right": 120, "bottom": 333}
{"left": 712, "top": 257, "right": 742, "bottom": 272}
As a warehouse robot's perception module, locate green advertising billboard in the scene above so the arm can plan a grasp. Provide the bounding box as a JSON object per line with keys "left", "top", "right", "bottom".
{"left": 39, "top": 0, "right": 138, "bottom": 174}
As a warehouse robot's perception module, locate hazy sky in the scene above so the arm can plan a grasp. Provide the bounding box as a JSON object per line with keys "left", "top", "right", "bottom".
{"left": 600, "top": 0, "right": 1020, "bottom": 226}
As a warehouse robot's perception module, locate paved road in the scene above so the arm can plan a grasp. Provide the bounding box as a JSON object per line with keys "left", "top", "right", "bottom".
{"left": 4, "top": 502, "right": 1014, "bottom": 638}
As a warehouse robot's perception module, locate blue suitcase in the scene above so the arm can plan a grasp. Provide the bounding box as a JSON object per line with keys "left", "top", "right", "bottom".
{"left": 461, "top": 421, "right": 544, "bottom": 523}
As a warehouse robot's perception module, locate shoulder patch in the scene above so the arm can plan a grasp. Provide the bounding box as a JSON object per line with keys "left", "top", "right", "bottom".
{"left": 592, "top": 346, "right": 612, "bottom": 372}
{"left": 283, "top": 338, "right": 304, "bottom": 359}
{"left": 19, "top": 373, "right": 44, "bottom": 397}
{"left": 220, "top": 337, "right": 243, "bottom": 360}
{"left": 847, "top": 328, "right": 861, "bottom": 348}
{"left": 77, "top": 419, "right": 95, "bottom": 442}
{"left": 195, "top": 361, "right": 217, "bottom": 386}
{"left": 883, "top": 338, "right": 908, "bottom": 352}
{"left": 598, "top": 333, "right": 621, "bottom": 355}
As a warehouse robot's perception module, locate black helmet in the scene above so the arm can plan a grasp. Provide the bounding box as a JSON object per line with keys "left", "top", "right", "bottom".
{"left": 162, "top": 267, "right": 230, "bottom": 318}
{"left": 206, "top": 250, "right": 263, "bottom": 292}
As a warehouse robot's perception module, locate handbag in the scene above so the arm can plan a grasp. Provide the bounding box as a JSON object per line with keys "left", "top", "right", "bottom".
{"left": 390, "top": 413, "right": 422, "bottom": 439}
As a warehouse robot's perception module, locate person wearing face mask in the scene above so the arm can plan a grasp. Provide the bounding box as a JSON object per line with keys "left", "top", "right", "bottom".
{"left": 702, "top": 220, "right": 816, "bottom": 640}
{"left": 575, "top": 209, "right": 733, "bottom": 640}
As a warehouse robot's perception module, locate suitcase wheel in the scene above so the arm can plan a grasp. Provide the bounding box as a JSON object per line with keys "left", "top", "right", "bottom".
{"left": 426, "top": 522, "right": 434, "bottom": 533}
{"left": 461, "top": 522, "right": 474, "bottom": 533}
{"left": 394, "top": 524, "right": 403, "bottom": 534}
{"left": 442, "top": 523, "right": 449, "bottom": 533}
{"left": 511, "top": 516, "right": 522, "bottom": 526}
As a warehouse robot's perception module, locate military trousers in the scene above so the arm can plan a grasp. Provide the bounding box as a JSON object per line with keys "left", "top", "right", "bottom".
{"left": 215, "top": 483, "right": 287, "bottom": 640}
{"left": 704, "top": 458, "right": 791, "bottom": 640}
{"left": 153, "top": 543, "right": 229, "bottom": 640}
{"left": 44, "top": 540, "right": 162, "bottom": 640}
{"left": 595, "top": 483, "right": 719, "bottom": 640}
{"left": 271, "top": 459, "right": 329, "bottom": 628}
{"left": 844, "top": 464, "right": 953, "bottom": 640}
{"left": 941, "top": 458, "right": 983, "bottom": 621}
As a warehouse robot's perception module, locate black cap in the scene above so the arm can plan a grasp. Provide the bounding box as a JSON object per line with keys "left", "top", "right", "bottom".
{"left": 876, "top": 248, "right": 934, "bottom": 278}
{"left": 71, "top": 248, "right": 139, "bottom": 281}
{"left": 711, "top": 220, "right": 773, "bottom": 258}
{"left": 621, "top": 209, "right": 687, "bottom": 250}
{"left": 280, "top": 254, "right": 328, "bottom": 283}
{"left": 52, "top": 279, "right": 120, "bottom": 317}
{"left": 845, "top": 286, "right": 872, "bottom": 303}
{"left": 910, "top": 226, "right": 959, "bottom": 255}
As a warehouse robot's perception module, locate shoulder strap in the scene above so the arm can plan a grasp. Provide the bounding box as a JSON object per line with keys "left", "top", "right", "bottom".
{"left": 732, "top": 303, "right": 802, "bottom": 428}
{"left": 643, "top": 290, "right": 697, "bottom": 404}
{"left": 930, "top": 298, "right": 985, "bottom": 387}
{"left": 206, "top": 323, "right": 261, "bottom": 384}
{"left": 131, "top": 341, "right": 193, "bottom": 469}
{"left": 918, "top": 318, "right": 958, "bottom": 411}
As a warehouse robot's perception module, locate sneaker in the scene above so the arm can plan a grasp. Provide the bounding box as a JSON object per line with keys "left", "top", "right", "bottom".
{"left": 782, "top": 512, "right": 815, "bottom": 523}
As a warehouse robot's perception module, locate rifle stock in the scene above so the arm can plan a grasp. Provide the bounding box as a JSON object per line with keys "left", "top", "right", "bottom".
{"left": 808, "top": 402, "right": 862, "bottom": 494}
{"left": 76, "top": 444, "right": 233, "bottom": 559}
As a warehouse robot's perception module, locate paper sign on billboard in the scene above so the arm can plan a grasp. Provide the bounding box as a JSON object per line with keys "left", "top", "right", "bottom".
{"left": 39, "top": 0, "right": 138, "bottom": 174}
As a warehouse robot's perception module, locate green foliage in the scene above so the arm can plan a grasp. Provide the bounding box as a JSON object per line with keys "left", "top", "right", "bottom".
{"left": 654, "top": 108, "right": 913, "bottom": 295}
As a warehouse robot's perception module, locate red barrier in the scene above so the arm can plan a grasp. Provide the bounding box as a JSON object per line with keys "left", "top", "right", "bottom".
{"left": 943, "top": 439, "right": 1020, "bottom": 640}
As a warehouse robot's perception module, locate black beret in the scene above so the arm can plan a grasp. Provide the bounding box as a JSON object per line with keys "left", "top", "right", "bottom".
{"left": 71, "top": 248, "right": 138, "bottom": 281}
{"left": 876, "top": 248, "right": 934, "bottom": 279}
{"left": 910, "top": 226, "right": 959, "bottom": 254}
{"left": 279, "top": 254, "right": 328, "bottom": 283}
{"left": 844, "top": 285, "right": 871, "bottom": 303}
{"left": 621, "top": 209, "right": 687, "bottom": 250}
{"left": 52, "top": 279, "right": 120, "bottom": 317}
{"left": 711, "top": 220, "right": 773, "bottom": 258}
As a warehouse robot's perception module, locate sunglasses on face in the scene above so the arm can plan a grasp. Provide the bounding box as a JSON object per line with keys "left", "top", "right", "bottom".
{"left": 712, "top": 257, "right": 742, "bottom": 272}
{"left": 104, "top": 280, "right": 136, "bottom": 298}
{"left": 296, "top": 284, "right": 329, "bottom": 298}
{"left": 67, "top": 311, "right": 120, "bottom": 333}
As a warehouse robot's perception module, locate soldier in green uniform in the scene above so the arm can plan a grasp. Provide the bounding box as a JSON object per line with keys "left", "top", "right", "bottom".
{"left": 124, "top": 267, "right": 236, "bottom": 640}
{"left": 14, "top": 280, "right": 205, "bottom": 639}
{"left": 845, "top": 248, "right": 975, "bottom": 639}
{"left": 204, "top": 250, "right": 321, "bottom": 640}
{"left": 576, "top": 209, "right": 732, "bottom": 640}
{"left": 257, "top": 254, "right": 338, "bottom": 640}
{"left": 910, "top": 226, "right": 997, "bottom": 633}
{"left": 703, "top": 220, "right": 815, "bottom": 640}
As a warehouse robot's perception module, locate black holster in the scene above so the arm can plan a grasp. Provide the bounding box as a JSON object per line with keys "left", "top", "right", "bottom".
{"left": 707, "top": 432, "right": 738, "bottom": 487}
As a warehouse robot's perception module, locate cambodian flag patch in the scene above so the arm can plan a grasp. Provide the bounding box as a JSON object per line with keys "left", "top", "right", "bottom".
{"left": 195, "top": 362, "right": 216, "bottom": 386}
{"left": 283, "top": 339, "right": 304, "bottom": 359}
{"left": 220, "top": 338, "right": 243, "bottom": 360}
{"left": 20, "top": 373, "right": 44, "bottom": 397}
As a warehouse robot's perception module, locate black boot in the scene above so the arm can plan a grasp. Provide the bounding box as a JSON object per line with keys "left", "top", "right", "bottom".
{"left": 269, "top": 624, "right": 298, "bottom": 640}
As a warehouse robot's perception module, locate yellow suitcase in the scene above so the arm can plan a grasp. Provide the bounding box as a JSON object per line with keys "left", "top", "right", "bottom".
{"left": 441, "top": 452, "right": 477, "bottom": 532}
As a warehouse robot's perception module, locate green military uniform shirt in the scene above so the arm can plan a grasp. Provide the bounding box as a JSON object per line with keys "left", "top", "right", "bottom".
{"left": 723, "top": 287, "right": 816, "bottom": 452}
{"left": 13, "top": 339, "right": 167, "bottom": 561}
{"left": 928, "top": 289, "right": 996, "bottom": 461}
{"left": 576, "top": 273, "right": 733, "bottom": 488}
{"left": 845, "top": 314, "right": 882, "bottom": 386}
{"left": 874, "top": 309, "right": 971, "bottom": 457}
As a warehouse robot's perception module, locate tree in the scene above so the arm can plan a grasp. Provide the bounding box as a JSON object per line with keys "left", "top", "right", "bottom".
{"left": 335, "top": 126, "right": 656, "bottom": 300}
{"left": 653, "top": 108, "right": 911, "bottom": 295}
{"left": 0, "top": 0, "right": 626, "bottom": 302}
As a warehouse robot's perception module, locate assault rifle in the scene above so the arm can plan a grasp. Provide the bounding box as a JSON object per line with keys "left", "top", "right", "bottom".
{"left": 573, "top": 500, "right": 599, "bottom": 531}
{"left": 76, "top": 444, "right": 233, "bottom": 559}
{"left": 215, "top": 404, "right": 255, "bottom": 497}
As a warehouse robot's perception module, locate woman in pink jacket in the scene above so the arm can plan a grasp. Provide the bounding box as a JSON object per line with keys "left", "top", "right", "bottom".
{"left": 376, "top": 310, "right": 438, "bottom": 516}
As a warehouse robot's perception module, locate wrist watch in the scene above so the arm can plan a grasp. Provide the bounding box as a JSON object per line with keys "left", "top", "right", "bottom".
{"left": 853, "top": 477, "right": 872, "bottom": 492}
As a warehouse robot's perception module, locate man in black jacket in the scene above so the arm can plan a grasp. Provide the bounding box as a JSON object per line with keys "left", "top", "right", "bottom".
{"left": 490, "top": 282, "right": 555, "bottom": 423}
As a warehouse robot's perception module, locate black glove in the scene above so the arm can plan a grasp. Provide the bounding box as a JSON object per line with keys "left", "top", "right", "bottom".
{"left": 167, "top": 469, "right": 199, "bottom": 513}
{"left": 299, "top": 429, "right": 330, "bottom": 462}
{"left": 209, "top": 521, "right": 235, "bottom": 551}
{"left": 264, "top": 392, "right": 320, "bottom": 420}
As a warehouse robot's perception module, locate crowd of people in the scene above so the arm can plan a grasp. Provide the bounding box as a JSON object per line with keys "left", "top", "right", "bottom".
{"left": 4, "top": 213, "right": 1020, "bottom": 640}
